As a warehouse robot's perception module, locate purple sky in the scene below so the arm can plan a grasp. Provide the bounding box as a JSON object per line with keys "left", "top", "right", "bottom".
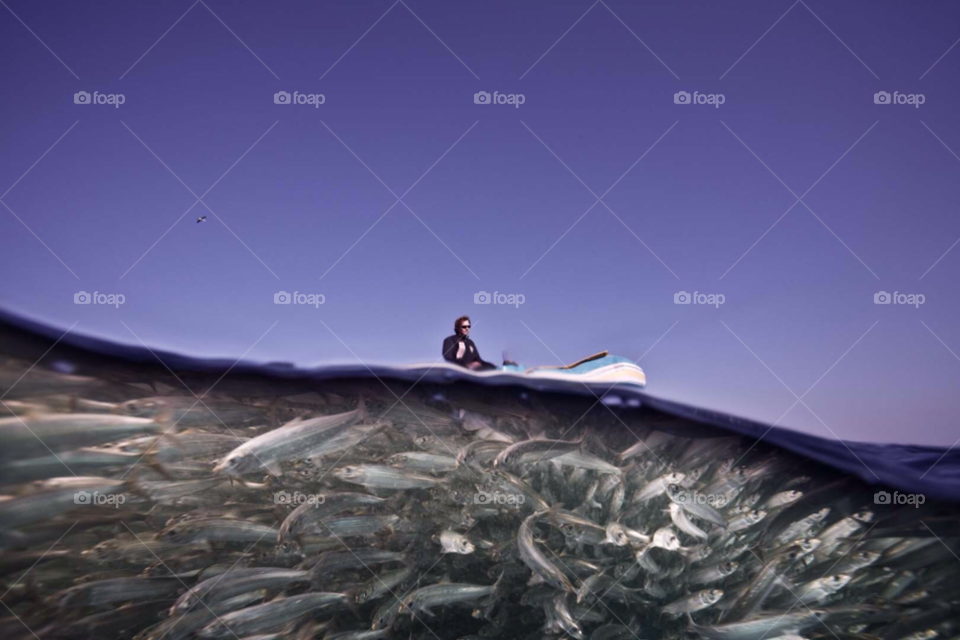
{"left": 2, "top": 0, "right": 960, "bottom": 445}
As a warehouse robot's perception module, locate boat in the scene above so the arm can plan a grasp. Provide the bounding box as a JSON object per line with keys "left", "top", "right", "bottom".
{"left": 411, "top": 351, "right": 647, "bottom": 388}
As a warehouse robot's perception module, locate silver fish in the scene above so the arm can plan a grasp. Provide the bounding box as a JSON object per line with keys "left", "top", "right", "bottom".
{"left": 333, "top": 464, "right": 441, "bottom": 489}
{"left": 774, "top": 508, "right": 830, "bottom": 544}
{"left": 120, "top": 396, "right": 264, "bottom": 426}
{"left": 670, "top": 502, "right": 709, "bottom": 539}
{"left": 691, "top": 610, "right": 826, "bottom": 640}
{"left": 519, "top": 511, "right": 574, "bottom": 592}
{"left": 790, "top": 574, "right": 852, "bottom": 605}
{"left": 764, "top": 491, "right": 803, "bottom": 509}
{"left": 550, "top": 451, "right": 622, "bottom": 476}
{"left": 691, "top": 561, "right": 739, "bottom": 585}
{"left": 398, "top": 579, "right": 499, "bottom": 616}
{"left": 214, "top": 404, "right": 365, "bottom": 476}
{"left": 172, "top": 567, "right": 311, "bottom": 614}
{"left": 493, "top": 436, "right": 584, "bottom": 469}
{"left": 158, "top": 518, "right": 278, "bottom": 545}
{"left": 388, "top": 451, "right": 457, "bottom": 473}
{"left": 634, "top": 472, "right": 686, "bottom": 503}
{"left": 278, "top": 491, "right": 387, "bottom": 546}
{"left": 56, "top": 576, "right": 183, "bottom": 608}
{"left": 0, "top": 413, "right": 168, "bottom": 462}
{"left": 662, "top": 589, "right": 724, "bottom": 617}
{"left": 0, "top": 477, "right": 131, "bottom": 530}
{"left": 199, "top": 592, "right": 348, "bottom": 638}
{"left": 439, "top": 530, "right": 476, "bottom": 554}
{"left": 354, "top": 566, "right": 414, "bottom": 604}
{"left": 666, "top": 483, "right": 728, "bottom": 527}
{"left": 728, "top": 509, "right": 767, "bottom": 532}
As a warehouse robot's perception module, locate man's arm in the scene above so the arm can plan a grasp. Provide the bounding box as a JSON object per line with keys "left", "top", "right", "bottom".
{"left": 442, "top": 336, "right": 458, "bottom": 363}
{"left": 470, "top": 340, "right": 495, "bottom": 369}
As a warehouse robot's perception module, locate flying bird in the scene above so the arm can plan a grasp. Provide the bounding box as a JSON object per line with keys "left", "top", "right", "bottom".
{"left": 196, "top": 216, "right": 206, "bottom": 224}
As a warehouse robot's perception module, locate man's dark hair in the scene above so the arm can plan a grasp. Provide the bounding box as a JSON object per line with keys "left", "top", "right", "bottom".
{"left": 454, "top": 315, "right": 471, "bottom": 333}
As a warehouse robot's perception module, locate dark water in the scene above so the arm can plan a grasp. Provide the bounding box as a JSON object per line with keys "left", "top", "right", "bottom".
{"left": 0, "top": 310, "right": 958, "bottom": 639}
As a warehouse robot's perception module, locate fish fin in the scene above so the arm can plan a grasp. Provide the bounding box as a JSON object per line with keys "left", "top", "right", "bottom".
{"left": 492, "top": 569, "right": 506, "bottom": 595}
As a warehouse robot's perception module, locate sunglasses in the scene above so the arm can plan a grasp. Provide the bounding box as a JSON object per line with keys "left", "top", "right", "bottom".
{"left": 460, "top": 325, "right": 471, "bottom": 329}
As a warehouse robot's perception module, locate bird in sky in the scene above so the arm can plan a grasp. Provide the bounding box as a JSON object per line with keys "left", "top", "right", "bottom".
{"left": 196, "top": 216, "right": 206, "bottom": 224}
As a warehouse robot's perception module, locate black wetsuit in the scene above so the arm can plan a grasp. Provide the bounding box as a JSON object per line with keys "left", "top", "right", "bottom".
{"left": 442, "top": 334, "right": 496, "bottom": 371}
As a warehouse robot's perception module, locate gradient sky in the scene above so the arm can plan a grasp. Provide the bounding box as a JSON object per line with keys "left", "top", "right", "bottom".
{"left": 2, "top": 0, "right": 960, "bottom": 445}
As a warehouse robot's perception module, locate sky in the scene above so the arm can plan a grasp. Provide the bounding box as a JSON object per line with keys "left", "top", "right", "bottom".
{"left": 2, "top": 0, "right": 960, "bottom": 446}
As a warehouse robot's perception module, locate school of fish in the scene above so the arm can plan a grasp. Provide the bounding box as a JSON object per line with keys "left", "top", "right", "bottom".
{"left": 0, "top": 360, "right": 957, "bottom": 640}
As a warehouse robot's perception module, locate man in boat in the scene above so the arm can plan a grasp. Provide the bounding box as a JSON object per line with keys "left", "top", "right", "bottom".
{"left": 442, "top": 316, "right": 506, "bottom": 371}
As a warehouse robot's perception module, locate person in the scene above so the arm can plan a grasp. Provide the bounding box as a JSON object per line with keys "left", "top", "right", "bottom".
{"left": 442, "top": 316, "right": 498, "bottom": 371}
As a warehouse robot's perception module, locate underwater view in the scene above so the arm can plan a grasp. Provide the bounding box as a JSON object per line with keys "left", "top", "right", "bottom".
{"left": 4, "top": 1, "right": 960, "bottom": 638}
{"left": 0, "top": 313, "right": 958, "bottom": 640}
